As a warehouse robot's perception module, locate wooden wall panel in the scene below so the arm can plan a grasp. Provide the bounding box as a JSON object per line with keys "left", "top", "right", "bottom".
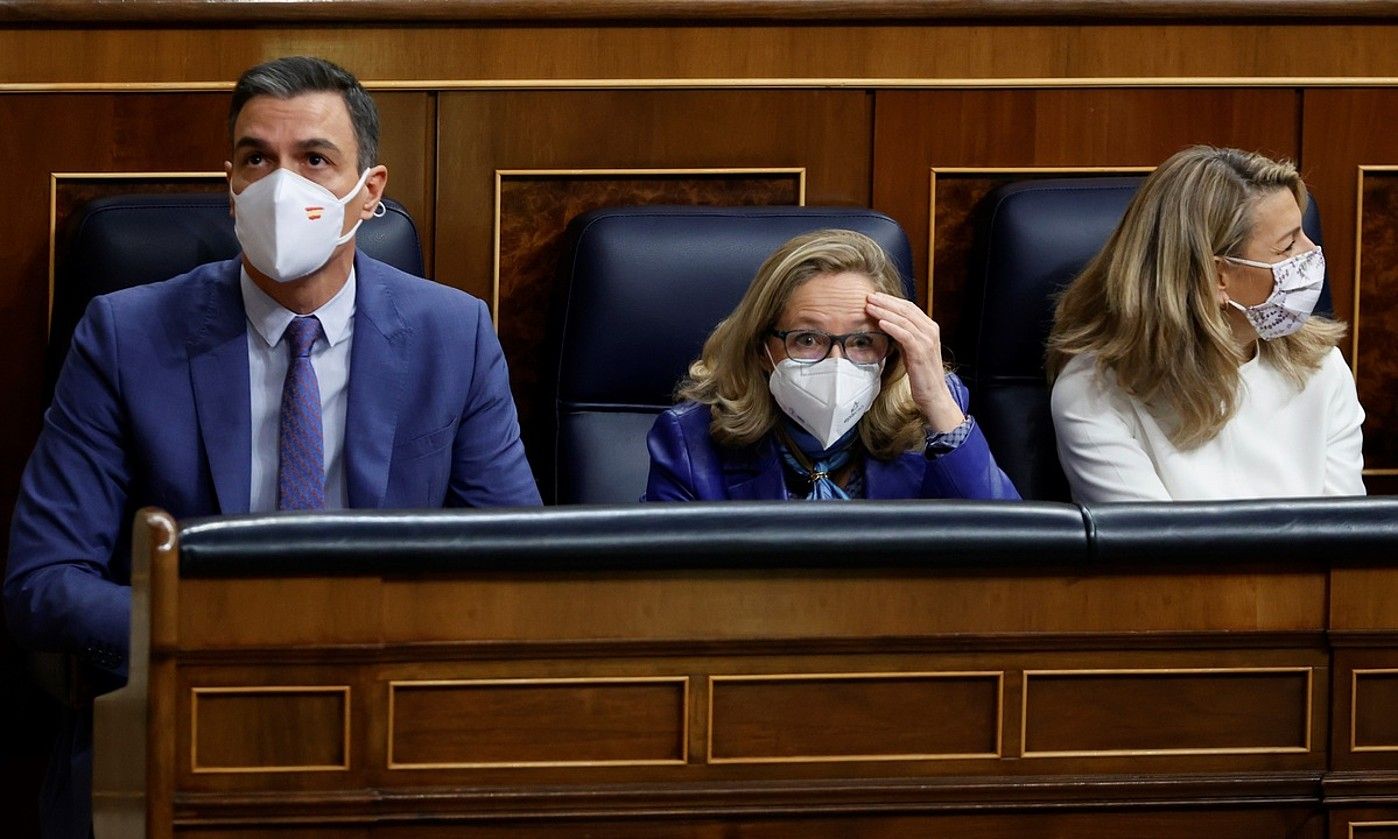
{"left": 871, "top": 88, "right": 1298, "bottom": 324}
{"left": 4, "top": 24, "right": 1398, "bottom": 86}
{"left": 1301, "top": 89, "right": 1398, "bottom": 490}
{"left": 435, "top": 90, "right": 869, "bottom": 472}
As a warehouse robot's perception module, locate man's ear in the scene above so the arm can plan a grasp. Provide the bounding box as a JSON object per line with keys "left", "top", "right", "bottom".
{"left": 358, "top": 164, "right": 389, "bottom": 220}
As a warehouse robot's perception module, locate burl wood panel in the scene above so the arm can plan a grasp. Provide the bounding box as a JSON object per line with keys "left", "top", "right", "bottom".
{"left": 928, "top": 169, "right": 1148, "bottom": 355}
{"left": 1352, "top": 825, "right": 1398, "bottom": 838}
{"left": 1353, "top": 671, "right": 1398, "bottom": 751}
{"left": 1022, "top": 670, "right": 1311, "bottom": 756}
{"left": 191, "top": 688, "right": 349, "bottom": 771}
{"left": 1357, "top": 171, "right": 1398, "bottom": 470}
{"left": 495, "top": 170, "right": 801, "bottom": 445}
{"left": 708, "top": 673, "right": 1000, "bottom": 762}
{"left": 389, "top": 679, "right": 687, "bottom": 767}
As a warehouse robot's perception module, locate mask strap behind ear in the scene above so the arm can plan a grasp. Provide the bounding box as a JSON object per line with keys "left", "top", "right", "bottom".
{"left": 372, "top": 202, "right": 387, "bottom": 218}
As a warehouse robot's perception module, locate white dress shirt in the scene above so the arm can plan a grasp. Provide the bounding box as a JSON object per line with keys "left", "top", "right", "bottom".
{"left": 1051, "top": 347, "right": 1366, "bottom": 503}
{"left": 241, "top": 267, "right": 355, "bottom": 512}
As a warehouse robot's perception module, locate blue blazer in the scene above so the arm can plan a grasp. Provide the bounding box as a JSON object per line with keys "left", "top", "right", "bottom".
{"left": 644, "top": 373, "right": 1020, "bottom": 501}
{"left": 4, "top": 254, "right": 540, "bottom": 838}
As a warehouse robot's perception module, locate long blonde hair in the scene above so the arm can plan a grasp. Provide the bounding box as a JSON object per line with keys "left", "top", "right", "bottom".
{"left": 678, "top": 229, "right": 926, "bottom": 459}
{"left": 1046, "top": 145, "right": 1346, "bottom": 448}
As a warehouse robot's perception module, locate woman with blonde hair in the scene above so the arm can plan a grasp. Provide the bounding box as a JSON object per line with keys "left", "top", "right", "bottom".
{"left": 1047, "top": 145, "right": 1365, "bottom": 502}
{"left": 644, "top": 229, "right": 1018, "bottom": 501}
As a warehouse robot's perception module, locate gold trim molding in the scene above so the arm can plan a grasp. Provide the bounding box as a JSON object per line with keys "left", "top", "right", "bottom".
{"left": 1350, "top": 668, "right": 1398, "bottom": 753}
{"left": 386, "top": 676, "right": 690, "bottom": 770}
{"left": 5, "top": 77, "right": 1398, "bottom": 95}
{"left": 189, "top": 685, "right": 352, "bottom": 774}
{"left": 707, "top": 670, "right": 1004, "bottom": 765}
{"left": 1020, "top": 667, "right": 1314, "bottom": 758}
{"left": 1353, "top": 165, "right": 1398, "bottom": 476}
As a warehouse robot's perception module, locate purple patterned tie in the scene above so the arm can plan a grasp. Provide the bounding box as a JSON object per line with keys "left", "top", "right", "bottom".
{"left": 277, "top": 315, "right": 325, "bottom": 511}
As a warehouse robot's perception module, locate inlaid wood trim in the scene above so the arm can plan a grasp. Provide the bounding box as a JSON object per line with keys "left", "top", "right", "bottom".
{"left": 1019, "top": 666, "right": 1314, "bottom": 758}
{"left": 1350, "top": 668, "right": 1398, "bottom": 752}
{"left": 1353, "top": 165, "right": 1398, "bottom": 475}
{"left": 706, "top": 670, "right": 1004, "bottom": 764}
{"left": 386, "top": 676, "right": 690, "bottom": 769}
{"left": 6, "top": 77, "right": 1398, "bottom": 95}
{"left": 189, "top": 685, "right": 352, "bottom": 774}
{"left": 6, "top": 1, "right": 1398, "bottom": 25}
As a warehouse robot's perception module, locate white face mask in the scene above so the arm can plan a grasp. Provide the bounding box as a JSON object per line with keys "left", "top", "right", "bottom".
{"left": 766, "top": 347, "right": 883, "bottom": 449}
{"left": 232, "top": 167, "right": 376, "bottom": 283}
{"left": 1223, "top": 246, "right": 1325, "bottom": 341}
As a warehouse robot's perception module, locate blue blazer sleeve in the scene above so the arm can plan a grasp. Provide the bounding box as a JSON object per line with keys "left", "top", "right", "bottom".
{"left": 643, "top": 408, "right": 700, "bottom": 501}
{"left": 445, "top": 296, "right": 541, "bottom": 508}
{"left": 5, "top": 296, "right": 132, "bottom": 678}
{"left": 918, "top": 373, "right": 1020, "bottom": 500}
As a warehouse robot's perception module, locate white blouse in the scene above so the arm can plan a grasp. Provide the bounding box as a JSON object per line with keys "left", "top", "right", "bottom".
{"left": 1050, "top": 347, "right": 1366, "bottom": 502}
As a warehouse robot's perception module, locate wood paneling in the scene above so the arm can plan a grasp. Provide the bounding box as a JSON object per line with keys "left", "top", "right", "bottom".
{"left": 1352, "top": 670, "right": 1398, "bottom": 750}
{"left": 1356, "top": 170, "right": 1398, "bottom": 470}
{"left": 7, "top": 1, "right": 1398, "bottom": 25}
{"left": 4, "top": 25, "right": 1398, "bottom": 87}
{"left": 190, "top": 687, "right": 349, "bottom": 772}
{"left": 1022, "top": 669, "right": 1313, "bottom": 756}
{"left": 495, "top": 169, "right": 801, "bottom": 445}
{"left": 388, "top": 678, "right": 687, "bottom": 767}
{"left": 872, "top": 88, "right": 1299, "bottom": 307}
{"left": 708, "top": 673, "right": 1001, "bottom": 762}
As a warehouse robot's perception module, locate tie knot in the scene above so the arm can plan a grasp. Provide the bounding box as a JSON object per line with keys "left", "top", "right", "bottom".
{"left": 284, "top": 316, "right": 321, "bottom": 358}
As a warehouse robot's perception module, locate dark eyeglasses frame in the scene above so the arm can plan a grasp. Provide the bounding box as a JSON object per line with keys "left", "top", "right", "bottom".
{"left": 768, "top": 329, "right": 894, "bottom": 365}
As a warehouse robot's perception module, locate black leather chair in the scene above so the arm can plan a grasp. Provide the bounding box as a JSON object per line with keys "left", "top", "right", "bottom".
{"left": 548, "top": 206, "right": 915, "bottom": 505}
{"left": 963, "top": 177, "right": 1330, "bottom": 501}
{"left": 47, "top": 192, "right": 423, "bottom": 396}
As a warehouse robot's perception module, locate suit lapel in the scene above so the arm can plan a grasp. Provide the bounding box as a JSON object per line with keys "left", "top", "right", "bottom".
{"left": 188, "top": 261, "right": 252, "bottom": 514}
{"left": 722, "top": 438, "right": 787, "bottom": 500}
{"left": 344, "top": 254, "right": 408, "bottom": 508}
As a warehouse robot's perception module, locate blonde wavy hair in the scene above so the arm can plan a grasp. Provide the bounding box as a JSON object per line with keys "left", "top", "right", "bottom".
{"left": 677, "top": 229, "right": 926, "bottom": 459}
{"left": 1046, "top": 145, "right": 1347, "bottom": 449}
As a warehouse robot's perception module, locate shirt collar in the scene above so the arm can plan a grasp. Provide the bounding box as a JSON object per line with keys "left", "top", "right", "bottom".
{"left": 240, "top": 265, "right": 357, "bottom": 350}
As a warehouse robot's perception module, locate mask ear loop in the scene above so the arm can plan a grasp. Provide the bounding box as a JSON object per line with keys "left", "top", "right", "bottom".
{"left": 372, "top": 202, "right": 387, "bottom": 218}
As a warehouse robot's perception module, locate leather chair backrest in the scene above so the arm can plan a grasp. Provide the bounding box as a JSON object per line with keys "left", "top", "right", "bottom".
{"left": 964, "top": 176, "right": 1329, "bottom": 501}
{"left": 47, "top": 192, "right": 423, "bottom": 395}
{"left": 549, "top": 206, "right": 915, "bottom": 505}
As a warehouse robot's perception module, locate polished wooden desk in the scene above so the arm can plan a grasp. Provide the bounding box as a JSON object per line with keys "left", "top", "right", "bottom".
{"left": 95, "top": 501, "right": 1398, "bottom": 837}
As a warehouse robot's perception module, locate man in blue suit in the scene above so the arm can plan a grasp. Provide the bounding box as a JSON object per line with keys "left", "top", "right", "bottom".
{"left": 4, "top": 56, "right": 540, "bottom": 837}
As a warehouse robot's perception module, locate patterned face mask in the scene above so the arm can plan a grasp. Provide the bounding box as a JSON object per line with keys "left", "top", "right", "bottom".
{"left": 1222, "top": 246, "right": 1325, "bottom": 341}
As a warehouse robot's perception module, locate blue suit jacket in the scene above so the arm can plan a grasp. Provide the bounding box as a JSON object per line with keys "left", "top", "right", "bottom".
{"left": 4, "top": 254, "right": 539, "bottom": 837}
{"left": 644, "top": 373, "right": 1020, "bottom": 501}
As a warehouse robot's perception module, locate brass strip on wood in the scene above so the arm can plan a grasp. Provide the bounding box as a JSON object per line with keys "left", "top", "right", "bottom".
{"left": 1020, "top": 666, "right": 1314, "bottom": 758}
{"left": 707, "top": 670, "right": 1004, "bottom": 765}
{"left": 386, "top": 676, "right": 690, "bottom": 769}
{"left": 189, "top": 685, "right": 352, "bottom": 774}
{"left": 1350, "top": 667, "right": 1398, "bottom": 752}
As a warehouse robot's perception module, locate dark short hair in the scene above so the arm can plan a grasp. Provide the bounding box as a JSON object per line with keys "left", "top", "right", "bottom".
{"left": 228, "top": 56, "right": 379, "bottom": 172}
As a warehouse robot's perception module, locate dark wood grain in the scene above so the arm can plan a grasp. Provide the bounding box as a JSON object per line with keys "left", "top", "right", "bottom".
{"left": 3, "top": 0, "right": 1396, "bottom": 24}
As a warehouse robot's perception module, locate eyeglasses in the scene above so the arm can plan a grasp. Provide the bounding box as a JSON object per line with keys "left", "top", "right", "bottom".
{"left": 769, "top": 329, "right": 893, "bottom": 365}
